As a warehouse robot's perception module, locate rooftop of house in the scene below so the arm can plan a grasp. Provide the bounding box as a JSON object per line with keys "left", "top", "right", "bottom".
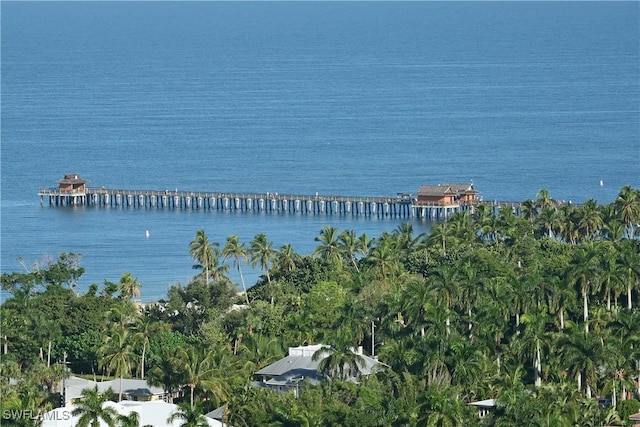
{"left": 254, "top": 344, "right": 385, "bottom": 388}
{"left": 64, "top": 376, "right": 166, "bottom": 403}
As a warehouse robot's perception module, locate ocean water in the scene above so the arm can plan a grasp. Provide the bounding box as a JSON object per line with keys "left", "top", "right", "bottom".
{"left": 1, "top": 2, "right": 638, "bottom": 302}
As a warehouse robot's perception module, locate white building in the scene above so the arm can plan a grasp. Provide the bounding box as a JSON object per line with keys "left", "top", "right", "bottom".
{"left": 41, "top": 400, "right": 223, "bottom": 427}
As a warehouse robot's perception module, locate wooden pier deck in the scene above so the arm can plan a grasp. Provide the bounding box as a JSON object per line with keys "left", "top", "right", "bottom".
{"left": 37, "top": 187, "right": 513, "bottom": 220}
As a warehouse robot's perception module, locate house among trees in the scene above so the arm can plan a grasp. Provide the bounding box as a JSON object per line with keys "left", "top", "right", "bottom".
{"left": 55, "top": 173, "right": 89, "bottom": 194}
{"left": 469, "top": 398, "right": 496, "bottom": 419}
{"left": 415, "top": 183, "right": 478, "bottom": 206}
{"left": 253, "top": 344, "right": 385, "bottom": 395}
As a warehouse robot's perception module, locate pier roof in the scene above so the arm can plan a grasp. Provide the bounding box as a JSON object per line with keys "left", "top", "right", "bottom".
{"left": 417, "top": 183, "right": 478, "bottom": 196}
{"left": 55, "top": 173, "right": 89, "bottom": 185}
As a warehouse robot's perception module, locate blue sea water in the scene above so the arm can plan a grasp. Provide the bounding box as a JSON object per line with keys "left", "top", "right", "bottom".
{"left": 1, "top": 2, "right": 638, "bottom": 302}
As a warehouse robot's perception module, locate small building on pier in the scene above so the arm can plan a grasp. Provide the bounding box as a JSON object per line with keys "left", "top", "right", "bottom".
{"left": 55, "top": 173, "right": 89, "bottom": 194}
{"left": 416, "top": 183, "right": 478, "bottom": 206}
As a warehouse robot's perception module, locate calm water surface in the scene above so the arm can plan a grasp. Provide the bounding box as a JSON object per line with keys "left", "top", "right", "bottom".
{"left": 1, "top": 2, "right": 638, "bottom": 301}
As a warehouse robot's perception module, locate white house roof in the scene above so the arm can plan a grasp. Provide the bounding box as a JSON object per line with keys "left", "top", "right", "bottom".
{"left": 41, "top": 400, "right": 222, "bottom": 427}
{"left": 63, "top": 376, "right": 166, "bottom": 404}
{"left": 469, "top": 398, "right": 496, "bottom": 408}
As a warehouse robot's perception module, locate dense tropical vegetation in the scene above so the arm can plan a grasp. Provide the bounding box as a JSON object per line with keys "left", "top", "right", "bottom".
{"left": 2, "top": 186, "right": 640, "bottom": 426}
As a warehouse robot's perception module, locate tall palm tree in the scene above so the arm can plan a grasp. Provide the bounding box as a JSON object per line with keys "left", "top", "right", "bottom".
{"left": 119, "top": 272, "right": 142, "bottom": 300}
{"left": 614, "top": 185, "right": 640, "bottom": 238}
{"left": 535, "top": 207, "right": 559, "bottom": 239}
{"left": 576, "top": 199, "right": 603, "bottom": 241}
{"left": 402, "top": 277, "right": 431, "bottom": 339}
{"left": 133, "top": 314, "right": 167, "bottom": 380}
{"left": 558, "top": 328, "right": 607, "bottom": 399}
{"left": 535, "top": 188, "right": 556, "bottom": 211}
{"left": 313, "top": 226, "right": 342, "bottom": 267}
{"left": 175, "top": 346, "right": 229, "bottom": 409}
{"left": 146, "top": 347, "right": 185, "bottom": 404}
{"left": 222, "top": 235, "right": 249, "bottom": 305}
{"left": 249, "top": 233, "right": 275, "bottom": 284}
{"left": 568, "top": 243, "right": 599, "bottom": 333}
{"left": 189, "top": 230, "right": 216, "bottom": 284}
{"left": 426, "top": 264, "right": 461, "bottom": 335}
{"left": 516, "top": 308, "right": 552, "bottom": 388}
{"left": 273, "top": 243, "right": 299, "bottom": 276}
{"left": 338, "top": 229, "right": 361, "bottom": 272}
{"left": 368, "top": 240, "right": 399, "bottom": 280}
{"left": 393, "top": 222, "right": 424, "bottom": 258}
{"left": 98, "top": 327, "right": 135, "bottom": 402}
{"left": 617, "top": 239, "right": 640, "bottom": 310}
{"left": 32, "top": 315, "right": 61, "bottom": 367}
{"left": 472, "top": 203, "right": 497, "bottom": 243}
{"left": 71, "top": 385, "right": 117, "bottom": 427}
{"left": 521, "top": 199, "right": 538, "bottom": 223}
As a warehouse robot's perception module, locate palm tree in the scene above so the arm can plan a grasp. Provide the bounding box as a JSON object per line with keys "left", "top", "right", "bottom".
{"left": 402, "top": 277, "right": 430, "bottom": 339}
{"left": 249, "top": 233, "right": 275, "bottom": 284}
{"left": 417, "top": 384, "right": 473, "bottom": 427}
{"left": 535, "top": 207, "right": 559, "bottom": 239}
{"left": 426, "top": 264, "right": 461, "bottom": 335}
{"left": 368, "top": 241, "right": 399, "bottom": 280}
{"left": 393, "top": 222, "right": 424, "bottom": 258}
{"left": 568, "top": 243, "right": 599, "bottom": 333}
{"left": 617, "top": 239, "right": 640, "bottom": 310}
{"left": 535, "top": 188, "right": 556, "bottom": 211}
{"left": 32, "top": 315, "right": 61, "bottom": 367}
{"left": 338, "top": 229, "right": 361, "bottom": 272}
{"left": 98, "top": 327, "right": 135, "bottom": 402}
{"left": 119, "top": 272, "right": 142, "bottom": 300}
{"left": 614, "top": 185, "right": 640, "bottom": 238}
{"left": 558, "top": 328, "right": 606, "bottom": 399}
{"left": 576, "top": 199, "right": 603, "bottom": 241}
{"left": 146, "top": 347, "right": 185, "bottom": 404}
{"left": 166, "top": 402, "right": 210, "bottom": 427}
{"left": 521, "top": 199, "right": 538, "bottom": 223}
{"left": 239, "top": 333, "right": 284, "bottom": 370}
{"left": 133, "top": 314, "right": 167, "bottom": 380}
{"left": 426, "top": 222, "right": 454, "bottom": 255}
{"left": 189, "top": 230, "right": 216, "bottom": 284}
{"left": 516, "top": 308, "right": 552, "bottom": 388}
{"left": 312, "top": 330, "right": 366, "bottom": 381}
{"left": 71, "top": 385, "right": 117, "bottom": 427}
{"left": 175, "top": 346, "right": 229, "bottom": 409}
{"left": 273, "top": 243, "right": 299, "bottom": 276}
{"left": 313, "top": 226, "right": 342, "bottom": 267}
{"left": 116, "top": 411, "right": 147, "bottom": 427}
{"left": 222, "top": 235, "right": 249, "bottom": 305}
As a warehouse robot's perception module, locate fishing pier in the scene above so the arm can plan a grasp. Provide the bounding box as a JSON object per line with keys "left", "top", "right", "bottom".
{"left": 38, "top": 174, "right": 515, "bottom": 220}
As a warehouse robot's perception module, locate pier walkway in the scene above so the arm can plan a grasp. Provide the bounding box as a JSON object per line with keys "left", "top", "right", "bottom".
{"left": 37, "top": 187, "right": 521, "bottom": 220}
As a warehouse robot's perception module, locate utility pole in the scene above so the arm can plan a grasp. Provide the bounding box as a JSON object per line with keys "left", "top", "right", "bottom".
{"left": 61, "top": 352, "right": 68, "bottom": 407}
{"left": 371, "top": 319, "right": 376, "bottom": 358}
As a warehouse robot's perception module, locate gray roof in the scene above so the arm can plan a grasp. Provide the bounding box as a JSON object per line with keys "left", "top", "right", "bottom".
{"left": 255, "top": 344, "right": 385, "bottom": 386}
{"left": 205, "top": 405, "right": 226, "bottom": 420}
